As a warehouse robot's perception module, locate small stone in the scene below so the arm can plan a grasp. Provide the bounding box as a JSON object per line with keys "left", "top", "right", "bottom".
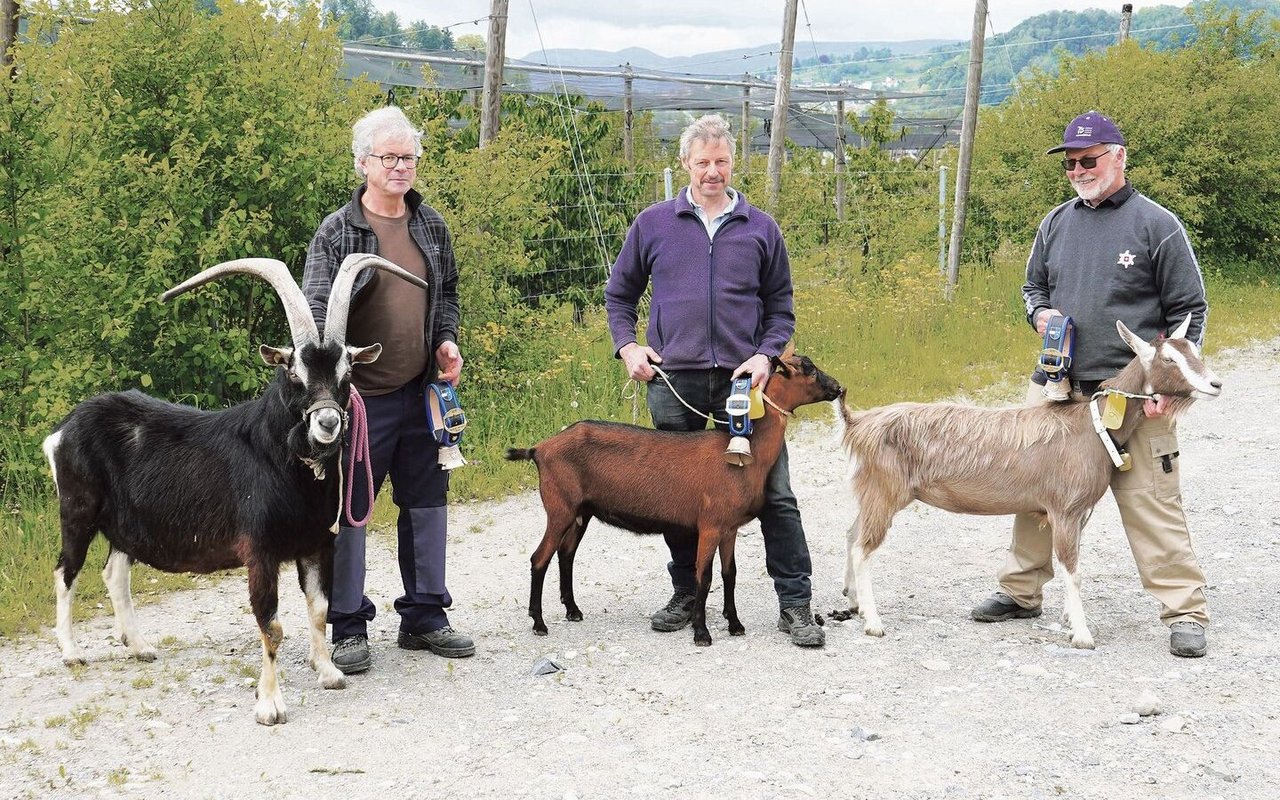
{"left": 1159, "top": 715, "right": 1186, "bottom": 733}
{"left": 921, "top": 659, "right": 951, "bottom": 671}
{"left": 849, "top": 725, "right": 880, "bottom": 742}
{"left": 1118, "top": 712, "right": 1141, "bottom": 725}
{"left": 531, "top": 656, "right": 563, "bottom": 676}
{"left": 1133, "top": 689, "right": 1162, "bottom": 717}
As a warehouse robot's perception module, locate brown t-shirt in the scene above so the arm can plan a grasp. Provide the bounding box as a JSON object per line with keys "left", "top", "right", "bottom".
{"left": 346, "top": 209, "right": 431, "bottom": 395}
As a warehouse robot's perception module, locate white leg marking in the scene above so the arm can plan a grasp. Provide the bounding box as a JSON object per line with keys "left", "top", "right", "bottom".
{"left": 841, "top": 522, "right": 859, "bottom": 611}
{"left": 1061, "top": 568, "right": 1094, "bottom": 649}
{"left": 851, "top": 541, "right": 885, "bottom": 637}
{"left": 300, "top": 561, "right": 345, "bottom": 690}
{"left": 54, "top": 567, "right": 85, "bottom": 665}
{"left": 254, "top": 622, "right": 288, "bottom": 725}
{"left": 102, "top": 551, "right": 156, "bottom": 662}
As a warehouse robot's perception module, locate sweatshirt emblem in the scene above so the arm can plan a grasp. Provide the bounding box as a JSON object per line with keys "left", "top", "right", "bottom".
{"left": 1116, "top": 250, "right": 1136, "bottom": 269}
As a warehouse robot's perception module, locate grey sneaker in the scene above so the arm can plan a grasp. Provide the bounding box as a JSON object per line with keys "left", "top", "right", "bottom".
{"left": 1169, "top": 621, "right": 1207, "bottom": 658}
{"left": 398, "top": 626, "right": 476, "bottom": 658}
{"left": 971, "top": 591, "right": 1042, "bottom": 622}
{"left": 331, "top": 634, "right": 372, "bottom": 674}
{"left": 650, "top": 591, "right": 696, "bottom": 632}
{"left": 777, "top": 604, "right": 825, "bottom": 648}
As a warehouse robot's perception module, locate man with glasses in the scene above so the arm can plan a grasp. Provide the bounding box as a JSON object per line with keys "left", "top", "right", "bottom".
{"left": 303, "top": 106, "right": 473, "bottom": 674}
{"left": 970, "top": 111, "right": 1213, "bottom": 658}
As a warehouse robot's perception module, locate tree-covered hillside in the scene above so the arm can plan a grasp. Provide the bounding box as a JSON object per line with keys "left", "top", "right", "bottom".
{"left": 908, "top": 0, "right": 1280, "bottom": 112}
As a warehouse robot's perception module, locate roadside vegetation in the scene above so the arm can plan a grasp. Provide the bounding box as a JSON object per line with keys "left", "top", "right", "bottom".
{"left": 1, "top": 0, "right": 1275, "bottom": 637}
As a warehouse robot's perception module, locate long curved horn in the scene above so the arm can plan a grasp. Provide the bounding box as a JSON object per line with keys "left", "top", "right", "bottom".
{"left": 324, "top": 253, "right": 429, "bottom": 345}
{"left": 161, "top": 258, "right": 319, "bottom": 349}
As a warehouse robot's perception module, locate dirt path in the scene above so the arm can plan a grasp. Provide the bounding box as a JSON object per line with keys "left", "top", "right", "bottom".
{"left": 2, "top": 341, "right": 1278, "bottom": 800}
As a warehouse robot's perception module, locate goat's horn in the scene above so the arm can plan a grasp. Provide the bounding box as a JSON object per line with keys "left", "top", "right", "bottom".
{"left": 162, "top": 258, "right": 318, "bottom": 350}
{"left": 323, "top": 253, "right": 429, "bottom": 345}
{"left": 1170, "top": 314, "right": 1193, "bottom": 340}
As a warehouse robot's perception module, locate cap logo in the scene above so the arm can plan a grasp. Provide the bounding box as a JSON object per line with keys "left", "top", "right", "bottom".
{"left": 1076, "top": 125, "right": 1094, "bottom": 137}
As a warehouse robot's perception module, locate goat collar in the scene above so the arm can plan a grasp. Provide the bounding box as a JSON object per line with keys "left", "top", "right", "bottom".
{"left": 1088, "top": 389, "right": 1151, "bottom": 470}
{"left": 761, "top": 392, "right": 794, "bottom": 417}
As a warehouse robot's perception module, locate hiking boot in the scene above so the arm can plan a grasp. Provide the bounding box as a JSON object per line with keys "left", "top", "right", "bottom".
{"left": 331, "top": 634, "right": 372, "bottom": 675}
{"left": 398, "top": 626, "right": 476, "bottom": 658}
{"left": 971, "top": 591, "right": 1042, "bottom": 623}
{"left": 1169, "top": 621, "right": 1207, "bottom": 658}
{"left": 777, "top": 604, "right": 825, "bottom": 648}
{"left": 650, "top": 591, "right": 696, "bottom": 632}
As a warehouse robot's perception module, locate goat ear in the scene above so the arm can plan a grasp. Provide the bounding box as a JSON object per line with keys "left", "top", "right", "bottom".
{"left": 1170, "top": 314, "right": 1193, "bottom": 340}
{"left": 349, "top": 343, "right": 382, "bottom": 364}
{"left": 259, "top": 345, "right": 292, "bottom": 367}
{"left": 1116, "top": 320, "right": 1155, "bottom": 361}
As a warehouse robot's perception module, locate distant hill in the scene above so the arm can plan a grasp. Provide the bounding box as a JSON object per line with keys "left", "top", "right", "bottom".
{"left": 514, "top": 40, "right": 958, "bottom": 77}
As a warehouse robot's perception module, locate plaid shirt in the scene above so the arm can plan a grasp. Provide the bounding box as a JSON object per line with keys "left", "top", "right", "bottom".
{"left": 303, "top": 185, "right": 460, "bottom": 374}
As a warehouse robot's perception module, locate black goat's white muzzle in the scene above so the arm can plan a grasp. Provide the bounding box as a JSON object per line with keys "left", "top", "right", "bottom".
{"left": 304, "top": 399, "right": 345, "bottom": 445}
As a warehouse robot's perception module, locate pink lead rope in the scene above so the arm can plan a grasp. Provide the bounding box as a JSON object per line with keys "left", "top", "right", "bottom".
{"left": 344, "top": 387, "right": 374, "bottom": 527}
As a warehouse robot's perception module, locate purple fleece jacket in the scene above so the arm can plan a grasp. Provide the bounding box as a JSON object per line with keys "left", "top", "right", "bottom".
{"left": 604, "top": 189, "right": 795, "bottom": 371}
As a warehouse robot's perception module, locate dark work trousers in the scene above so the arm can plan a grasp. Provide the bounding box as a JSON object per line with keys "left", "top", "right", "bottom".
{"left": 645, "top": 368, "right": 813, "bottom": 608}
{"left": 329, "top": 379, "right": 452, "bottom": 641}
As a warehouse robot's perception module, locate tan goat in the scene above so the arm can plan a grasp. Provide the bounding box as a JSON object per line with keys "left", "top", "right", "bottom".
{"left": 830, "top": 317, "right": 1221, "bottom": 648}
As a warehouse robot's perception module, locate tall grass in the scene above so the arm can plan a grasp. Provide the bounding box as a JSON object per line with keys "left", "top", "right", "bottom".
{"left": 3, "top": 252, "right": 1275, "bottom": 638}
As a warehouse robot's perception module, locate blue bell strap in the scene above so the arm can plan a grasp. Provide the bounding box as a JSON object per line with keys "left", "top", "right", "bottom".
{"left": 1038, "top": 314, "right": 1075, "bottom": 383}
{"left": 426, "top": 380, "right": 467, "bottom": 446}
{"left": 725, "top": 376, "right": 753, "bottom": 438}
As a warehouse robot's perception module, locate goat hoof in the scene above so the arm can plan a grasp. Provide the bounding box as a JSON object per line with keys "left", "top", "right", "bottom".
{"left": 728, "top": 625, "right": 746, "bottom": 636}
{"left": 133, "top": 648, "right": 158, "bottom": 663}
{"left": 864, "top": 625, "right": 886, "bottom": 638}
{"left": 565, "top": 610, "right": 583, "bottom": 622}
{"left": 532, "top": 626, "right": 548, "bottom": 637}
{"left": 1071, "top": 635, "right": 1095, "bottom": 650}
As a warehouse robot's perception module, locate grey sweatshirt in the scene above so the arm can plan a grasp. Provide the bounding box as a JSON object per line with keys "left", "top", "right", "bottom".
{"left": 1021, "top": 182, "right": 1208, "bottom": 380}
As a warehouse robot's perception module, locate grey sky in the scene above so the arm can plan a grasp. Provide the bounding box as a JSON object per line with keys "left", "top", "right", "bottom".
{"left": 370, "top": 1, "right": 1191, "bottom": 61}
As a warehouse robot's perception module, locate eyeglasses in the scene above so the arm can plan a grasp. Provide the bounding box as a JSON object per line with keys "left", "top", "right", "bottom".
{"left": 368, "top": 153, "right": 418, "bottom": 169}
{"left": 1061, "top": 151, "right": 1111, "bottom": 171}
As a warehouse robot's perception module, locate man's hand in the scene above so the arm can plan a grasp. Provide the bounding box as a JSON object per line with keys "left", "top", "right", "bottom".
{"left": 619, "top": 342, "right": 661, "bottom": 382}
{"left": 435, "top": 340, "right": 463, "bottom": 386}
{"left": 1034, "top": 307, "right": 1065, "bottom": 336}
{"left": 733, "top": 353, "right": 773, "bottom": 390}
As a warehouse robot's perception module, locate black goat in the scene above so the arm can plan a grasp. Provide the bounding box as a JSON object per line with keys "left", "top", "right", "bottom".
{"left": 43, "top": 254, "right": 425, "bottom": 725}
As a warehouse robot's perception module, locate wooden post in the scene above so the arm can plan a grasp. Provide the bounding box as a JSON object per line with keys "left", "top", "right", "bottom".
{"left": 1, "top": 0, "right": 18, "bottom": 79}
{"left": 740, "top": 74, "right": 751, "bottom": 177}
{"left": 834, "top": 99, "right": 847, "bottom": 222}
{"left": 479, "top": 0, "right": 508, "bottom": 148}
{"left": 623, "top": 64, "right": 634, "bottom": 166}
{"left": 945, "top": 0, "right": 987, "bottom": 299}
{"left": 766, "top": 0, "right": 798, "bottom": 210}
{"left": 1119, "top": 3, "right": 1133, "bottom": 42}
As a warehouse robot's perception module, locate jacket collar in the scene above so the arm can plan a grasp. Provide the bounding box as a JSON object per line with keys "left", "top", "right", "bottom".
{"left": 675, "top": 186, "right": 749, "bottom": 221}
{"left": 346, "top": 184, "right": 424, "bottom": 230}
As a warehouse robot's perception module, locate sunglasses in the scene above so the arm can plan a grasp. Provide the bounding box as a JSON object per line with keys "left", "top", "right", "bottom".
{"left": 1061, "top": 151, "right": 1112, "bottom": 171}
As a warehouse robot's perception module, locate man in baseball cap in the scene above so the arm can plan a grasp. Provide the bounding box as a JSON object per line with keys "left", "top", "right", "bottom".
{"left": 972, "top": 109, "right": 1214, "bottom": 659}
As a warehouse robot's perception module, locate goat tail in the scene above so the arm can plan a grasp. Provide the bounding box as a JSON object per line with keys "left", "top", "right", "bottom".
{"left": 505, "top": 447, "right": 536, "bottom": 462}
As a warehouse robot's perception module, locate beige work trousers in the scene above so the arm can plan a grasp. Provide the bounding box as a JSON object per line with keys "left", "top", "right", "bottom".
{"left": 996, "top": 381, "right": 1209, "bottom": 626}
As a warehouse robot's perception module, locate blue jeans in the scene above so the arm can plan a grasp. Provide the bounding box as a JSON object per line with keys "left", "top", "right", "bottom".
{"left": 329, "top": 379, "right": 453, "bottom": 641}
{"left": 645, "top": 368, "right": 813, "bottom": 608}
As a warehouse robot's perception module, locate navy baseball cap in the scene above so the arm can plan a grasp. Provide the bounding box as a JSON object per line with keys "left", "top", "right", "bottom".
{"left": 1046, "top": 111, "right": 1126, "bottom": 154}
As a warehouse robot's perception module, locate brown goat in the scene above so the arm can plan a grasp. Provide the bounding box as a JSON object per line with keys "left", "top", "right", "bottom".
{"left": 506, "top": 352, "right": 843, "bottom": 646}
{"left": 830, "top": 318, "right": 1221, "bottom": 648}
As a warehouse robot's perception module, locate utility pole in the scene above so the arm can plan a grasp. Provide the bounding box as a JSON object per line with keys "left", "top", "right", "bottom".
{"left": 1119, "top": 3, "right": 1133, "bottom": 42}
{"left": 945, "top": 0, "right": 987, "bottom": 300}
{"left": 479, "top": 0, "right": 508, "bottom": 148}
{"left": 766, "top": 0, "right": 798, "bottom": 210}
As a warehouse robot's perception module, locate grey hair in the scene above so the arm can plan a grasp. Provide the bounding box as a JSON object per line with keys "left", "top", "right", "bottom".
{"left": 351, "top": 106, "right": 423, "bottom": 178}
{"left": 678, "top": 114, "right": 735, "bottom": 162}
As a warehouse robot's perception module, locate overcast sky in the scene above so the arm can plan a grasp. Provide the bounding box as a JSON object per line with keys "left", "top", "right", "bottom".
{"left": 371, "top": 1, "right": 1192, "bottom": 60}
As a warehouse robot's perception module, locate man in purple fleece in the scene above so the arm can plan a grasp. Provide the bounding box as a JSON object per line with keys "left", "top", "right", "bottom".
{"left": 604, "top": 114, "right": 824, "bottom": 648}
